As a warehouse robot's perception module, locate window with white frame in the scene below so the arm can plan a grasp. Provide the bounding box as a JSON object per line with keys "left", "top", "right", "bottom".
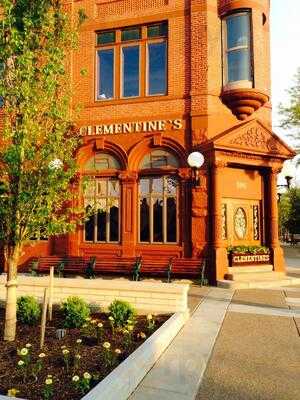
{"left": 96, "top": 22, "right": 168, "bottom": 100}
{"left": 223, "top": 11, "right": 253, "bottom": 85}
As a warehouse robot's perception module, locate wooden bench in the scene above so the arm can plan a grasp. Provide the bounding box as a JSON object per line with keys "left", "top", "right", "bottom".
{"left": 25, "top": 255, "right": 206, "bottom": 281}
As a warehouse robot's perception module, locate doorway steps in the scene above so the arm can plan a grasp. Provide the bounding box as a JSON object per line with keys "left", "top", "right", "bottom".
{"left": 217, "top": 265, "right": 300, "bottom": 289}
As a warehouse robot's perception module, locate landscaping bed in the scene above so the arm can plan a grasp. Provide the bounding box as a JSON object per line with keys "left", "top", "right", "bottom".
{"left": 0, "top": 307, "right": 169, "bottom": 399}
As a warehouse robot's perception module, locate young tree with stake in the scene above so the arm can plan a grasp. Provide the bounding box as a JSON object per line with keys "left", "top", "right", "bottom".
{"left": 0, "top": 0, "right": 86, "bottom": 341}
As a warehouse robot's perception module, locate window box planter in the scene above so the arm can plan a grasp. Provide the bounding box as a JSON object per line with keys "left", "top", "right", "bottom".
{"left": 228, "top": 246, "right": 271, "bottom": 267}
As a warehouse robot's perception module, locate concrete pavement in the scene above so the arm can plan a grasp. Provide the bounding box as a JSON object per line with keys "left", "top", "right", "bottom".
{"left": 129, "top": 285, "right": 300, "bottom": 400}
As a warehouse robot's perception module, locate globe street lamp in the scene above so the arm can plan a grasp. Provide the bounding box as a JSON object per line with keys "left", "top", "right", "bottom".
{"left": 187, "top": 151, "right": 205, "bottom": 187}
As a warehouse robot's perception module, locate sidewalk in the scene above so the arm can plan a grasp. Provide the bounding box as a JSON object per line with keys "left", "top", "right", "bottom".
{"left": 129, "top": 286, "right": 300, "bottom": 400}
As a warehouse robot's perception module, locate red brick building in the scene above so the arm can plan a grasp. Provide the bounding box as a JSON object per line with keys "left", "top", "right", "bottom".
{"left": 18, "top": 0, "right": 295, "bottom": 283}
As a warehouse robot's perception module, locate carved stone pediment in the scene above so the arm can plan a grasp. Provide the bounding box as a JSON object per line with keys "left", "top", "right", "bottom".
{"left": 212, "top": 119, "right": 295, "bottom": 158}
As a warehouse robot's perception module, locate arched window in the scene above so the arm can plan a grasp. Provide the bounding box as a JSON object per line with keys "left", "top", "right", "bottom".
{"left": 139, "top": 150, "right": 179, "bottom": 244}
{"left": 83, "top": 153, "right": 120, "bottom": 243}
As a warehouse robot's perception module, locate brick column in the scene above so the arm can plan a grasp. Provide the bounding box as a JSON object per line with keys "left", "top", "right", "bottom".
{"left": 119, "top": 171, "right": 138, "bottom": 257}
{"left": 269, "top": 167, "right": 285, "bottom": 272}
{"left": 211, "top": 160, "right": 228, "bottom": 282}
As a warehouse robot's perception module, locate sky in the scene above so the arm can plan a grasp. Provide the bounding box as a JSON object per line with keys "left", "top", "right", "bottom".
{"left": 270, "top": 0, "right": 300, "bottom": 185}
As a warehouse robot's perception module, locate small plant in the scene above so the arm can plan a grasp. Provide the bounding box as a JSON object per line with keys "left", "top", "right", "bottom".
{"left": 146, "top": 314, "right": 155, "bottom": 333}
{"left": 62, "top": 349, "right": 70, "bottom": 372}
{"left": 42, "top": 376, "right": 54, "bottom": 400}
{"left": 61, "top": 296, "right": 90, "bottom": 328}
{"left": 17, "top": 296, "right": 41, "bottom": 325}
{"left": 72, "top": 372, "right": 92, "bottom": 394}
{"left": 7, "top": 388, "right": 20, "bottom": 397}
{"left": 73, "top": 354, "right": 82, "bottom": 371}
{"left": 108, "top": 300, "right": 136, "bottom": 329}
{"left": 102, "top": 342, "right": 114, "bottom": 368}
{"left": 17, "top": 346, "right": 32, "bottom": 382}
{"left": 96, "top": 322, "right": 104, "bottom": 344}
{"left": 31, "top": 353, "right": 46, "bottom": 381}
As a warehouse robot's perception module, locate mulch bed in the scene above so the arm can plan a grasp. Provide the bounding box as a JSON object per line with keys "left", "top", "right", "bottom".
{"left": 0, "top": 308, "right": 169, "bottom": 399}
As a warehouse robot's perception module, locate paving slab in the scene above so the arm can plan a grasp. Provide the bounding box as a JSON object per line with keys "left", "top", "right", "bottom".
{"left": 231, "top": 288, "right": 288, "bottom": 308}
{"left": 129, "top": 288, "right": 233, "bottom": 400}
{"left": 196, "top": 312, "right": 300, "bottom": 400}
{"left": 188, "top": 286, "right": 210, "bottom": 313}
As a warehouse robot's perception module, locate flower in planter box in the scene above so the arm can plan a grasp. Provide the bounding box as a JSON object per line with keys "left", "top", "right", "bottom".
{"left": 7, "top": 388, "right": 20, "bottom": 397}
{"left": 138, "top": 332, "right": 147, "bottom": 340}
{"left": 102, "top": 342, "right": 114, "bottom": 367}
{"left": 108, "top": 316, "right": 115, "bottom": 334}
{"left": 42, "top": 377, "right": 54, "bottom": 400}
{"left": 62, "top": 349, "right": 70, "bottom": 372}
{"left": 19, "top": 348, "right": 29, "bottom": 356}
{"left": 25, "top": 343, "right": 32, "bottom": 349}
{"left": 74, "top": 353, "right": 82, "bottom": 370}
{"left": 32, "top": 353, "right": 47, "bottom": 381}
{"left": 103, "top": 342, "right": 111, "bottom": 349}
{"left": 146, "top": 314, "right": 155, "bottom": 333}
{"left": 72, "top": 373, "right": 91, "bottom": 395}
{"left": 96, "top": 322, "right": 104, "bottom": 344}
{"left": 115, "top": 348, "right": 122, "bottom": 355}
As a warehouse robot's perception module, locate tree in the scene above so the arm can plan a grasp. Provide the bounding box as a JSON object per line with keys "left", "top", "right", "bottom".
{"left": 278, "top": 188, "right": 300, "bottom": 241}
{"left": 280, "top": 68, "right": 300, "bottom": 146}
{"left": 0, "top": 0, "right": 86, "bottom": 341}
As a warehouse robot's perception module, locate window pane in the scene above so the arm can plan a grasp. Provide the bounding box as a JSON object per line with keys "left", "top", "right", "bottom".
{"left": 147, "top": 23, "right": 167, "bottom": 38}
{"left": 97, "top": 31, "right": 116, "bottom": 45}
{"left": 98, "top": 49, "right": 114, "bottom": 100}
{"left": 109, "top": 204, "right": 119, "bottom": 241}
{"left": 167, "top": 198, "right": 177, "bottom": 242}
{"left": 140, "top": 198, "right": 150, "bottom": 242}
{"left": 122, "top": 46, "right": 140, "bottom": 97}
{"left": 227, "top": 48, "right": 251, "bottom": 82}
{"left": 226, "top": 14, "right": 250, "bottom": 49}
{"left": 108, "top": 180, "right": 120, "bottom": 196}
{"left": 152, "top": 177, "right": 163, "bottom": 194}
{"left": 97, "top": 209, "right": 107, "bottom": 241}
{"left": 121, "top": 27, "right": 141, "bottom": 41}
{"left": 85, "top": 209, "right": 95, "bottom": 241}
{"left": 148, "top": 42, "right": 167, "bottom": 95}
{"left": 97, "top": 180, "right": 107, "bottom": 197}
{"left": 140, "top": 178, "right": 150, "bottom": 195}
{"left": 153, "top": 199, "right": 163, "bottom": 242}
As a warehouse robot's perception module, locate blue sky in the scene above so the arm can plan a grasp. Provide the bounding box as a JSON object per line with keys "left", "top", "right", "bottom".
{"left": 271, "top": 0, "right": 300, "bottom": 146}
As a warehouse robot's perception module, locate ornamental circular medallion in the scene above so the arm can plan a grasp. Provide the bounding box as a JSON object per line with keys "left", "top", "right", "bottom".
{"left": 234, "top": 208, "right": 247, "bottom": 239}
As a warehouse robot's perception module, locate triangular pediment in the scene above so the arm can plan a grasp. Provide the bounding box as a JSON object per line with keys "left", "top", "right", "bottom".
{"left": 211, "top": 119, "right": 295, "bottom": 159}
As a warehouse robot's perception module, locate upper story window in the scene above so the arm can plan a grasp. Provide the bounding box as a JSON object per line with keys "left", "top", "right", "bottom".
{"left": 223, "top": 11, "right": 253, "bottom": 87}
{"left": 96, "top": 22, "right": 168, "bottom": 101}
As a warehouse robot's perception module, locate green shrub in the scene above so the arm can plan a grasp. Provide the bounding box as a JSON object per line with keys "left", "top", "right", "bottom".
{"left": 108, "top": 299, "right": 136, "bottom": 328}
{"left": 17, "top": 296, "right": 41, "bottom": 325}
{"left": 61, "top": 296, "right": 90, "bottom": 328}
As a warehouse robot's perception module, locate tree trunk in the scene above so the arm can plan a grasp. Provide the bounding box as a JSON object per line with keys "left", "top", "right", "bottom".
{"left": 4, "top": 244, "right": 21, "bottom": 341}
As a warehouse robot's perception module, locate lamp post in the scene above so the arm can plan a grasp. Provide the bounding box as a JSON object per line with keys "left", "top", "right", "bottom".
{"left": 187, "top": 151, "right": 205, "bottom": 187}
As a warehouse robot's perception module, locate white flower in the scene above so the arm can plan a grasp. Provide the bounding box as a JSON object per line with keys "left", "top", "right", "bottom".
{"left": 76, "top": 339, "right": 82, "bottom": 344}
{"left": 72, "top": 375, "right": 80, "bottom": 382}
{"left": 91, "top": 319, "right": 97, "bottom": 325}
{"left": 47, "top": 375, "right": 53, "bottom": 378}
{"left": 127, "top": 325, "right": 134, "bottom": 332}
{"left": 103, "top": 342, "right": 111, "bottom": 349}
{"left": 20, "top": 348, "right": 28, "bottom": 356}
{"left": 97, "top": 322, "right": 103, "bottom": 328}
{"left": 85, "top": 317, "right": 91, "bottom": 322}
{"left": 25, "top": 343, "right": 32, "bottom": 348}
{"left": 82, "top": 323, "right": 88, "bottom": 328}
{"left": 147, "top": 314, "right": 153, "bottom": 321}
{"left": 39, "top": 353, "right": 46, "bottom": 358}
{"left": 139, "top": 332, "right": 146, "bottom": 339}
{"left": 83, "top": 372, "right": 91, "bottom": 380}
{"left": 60, "top": 345, "right": 67, "bottom": 349}
{"left": 45, "top": 378, "right": 53, "bottom": 385}
{"left": 49, "top": 158, "right": 63, "bottom": 170}
{"left": 115, "top": 348, "right": 122, "bottom": 354}
{"left": 75, "top": 354, "right": 81, "bottom": 359}
{"left": 108, "top": 316, "right": 114, "bottom": 321}
{"left": 18, "top": 360, "right": 25, "bottom": 367}
{"left": 62, "top": 349, "right": 70, "bottom": 355}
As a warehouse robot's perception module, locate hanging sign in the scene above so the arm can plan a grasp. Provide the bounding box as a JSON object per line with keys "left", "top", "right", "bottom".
{"left": 80, "top": 118, "right": 183, "bottom": 137}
